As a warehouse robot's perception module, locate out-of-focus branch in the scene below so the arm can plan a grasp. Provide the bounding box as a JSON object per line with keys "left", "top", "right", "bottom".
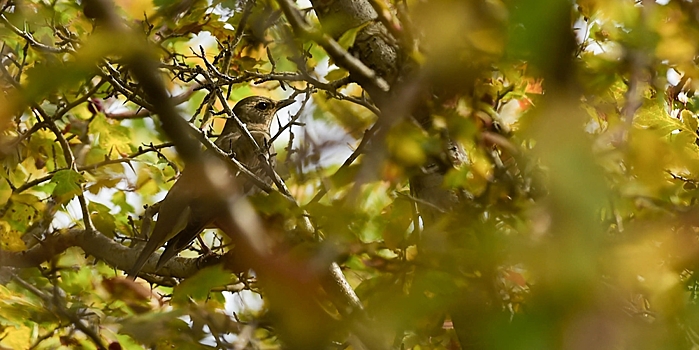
{"left": 12, "top": 276, "right": 108, "bottom": 350}
{"left": 621, "top": 52, "right": 647, "bottom": 126}
{"left": 309, "top": 121, "right": 381, "bottom": 204}
{"left": 71, "top": 1, "right": 382, "bottom": 348}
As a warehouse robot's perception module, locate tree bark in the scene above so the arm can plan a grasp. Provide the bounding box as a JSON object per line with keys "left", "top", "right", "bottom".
{"left": 308, "top": 0, "right": 479, "bottom": 347}
{"left": 308, "top": 0, "right": 464, "bottom": 222}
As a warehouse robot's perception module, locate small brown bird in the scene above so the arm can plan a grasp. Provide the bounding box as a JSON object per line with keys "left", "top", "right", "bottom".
{"left": 128, "top": 96, "right": 294, "bottom": 279}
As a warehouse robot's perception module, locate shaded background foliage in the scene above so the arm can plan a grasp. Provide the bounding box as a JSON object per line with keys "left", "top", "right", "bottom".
{"left": 1, "top": 0, "right": 699, "bottom": 349}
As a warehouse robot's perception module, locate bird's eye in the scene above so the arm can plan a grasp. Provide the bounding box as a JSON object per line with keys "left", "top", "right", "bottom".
{"left": 255, "top": 101, "right": 270, "bottom": 110}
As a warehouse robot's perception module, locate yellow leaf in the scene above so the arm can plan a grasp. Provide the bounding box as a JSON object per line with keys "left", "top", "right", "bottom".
{"left": 386, "top": 121, "right": 428, "bottom": 166}
{"left": 0, "top": 221, "right": 25, "bottom": 252}
{"left": 0, "top": 324, "right": 31, "bottom": 350}
{"left": 680, "top": 109, "right": 698, "bottom": 133}
{"left": 325, "top": 68, "right": 349, "bottom": 81}
{"left": 89, "top": 113, "right": 134, "bottom": 157}
{"left": 337, "top": 22, "right": 370, "bottom": 50}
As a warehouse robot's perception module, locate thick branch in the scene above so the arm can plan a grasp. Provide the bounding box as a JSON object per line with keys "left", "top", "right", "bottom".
{"left": 1, "top": 228, "right": 205, "bottom": 277}
{"left": 276, "top": 0, "right": 390, "bottom": 92}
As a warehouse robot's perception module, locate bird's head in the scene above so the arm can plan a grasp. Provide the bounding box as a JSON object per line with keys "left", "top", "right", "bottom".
{"left": 231, "top": 96, "right": 295, "bottom": 127}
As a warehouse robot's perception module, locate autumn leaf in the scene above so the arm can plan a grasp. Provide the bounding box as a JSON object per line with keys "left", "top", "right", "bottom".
{"left": 50, "top": 170, "right": 84, "bottom": 203}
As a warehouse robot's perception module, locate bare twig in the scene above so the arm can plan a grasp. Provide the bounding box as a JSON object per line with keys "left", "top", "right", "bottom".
{"left": 230, "top": 0, "right": 257, "bottom": 49}
{"left": 269, "top": 91, "right": 310, "bottom": 144}
{"left": 11, "top": 275, "right": 108, "bottom": 350}
{"left": 0, "top": 14, "right": 70, "bottom": 53}
{"left": 103, "top": 82, "right": 204, "bottom": 119}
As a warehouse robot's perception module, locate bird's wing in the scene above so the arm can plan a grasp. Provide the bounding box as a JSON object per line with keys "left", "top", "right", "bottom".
{"left": 155, "top": 215, "right": 211, "bottom": 271}
{"left": 214, "top": 131, "right": 242, "bottom": 154}
{"left": 128, "top": 168, "right": 208, "bottom": 279}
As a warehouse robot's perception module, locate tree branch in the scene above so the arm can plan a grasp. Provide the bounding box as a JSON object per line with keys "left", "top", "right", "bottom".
{"left": 276, "top": 0, "right": 390, "bottom": 93}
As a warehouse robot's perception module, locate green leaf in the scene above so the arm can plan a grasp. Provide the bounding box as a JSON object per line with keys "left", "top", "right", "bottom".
{"left": 337, "top": 22, "right": 370, "bottom": 50}
{"left": 120, "top": 310, "right": 195, "bottom": 347}
{"left": 329, "top": 163, "right": 361, "bottom": 188}
{"left": 634, "top": 99, "right": 684, "bottom": 135}
{"left": 313, "top": 93, "right": 376, "bottom": 138}
{"left": 227, "top": 85, "right": 253, "bottom": 102}
{"left": 59, "top": 266, "right": 95, "bottom": 295}
{"left": 249, "top": 190, "right": 295, "bottom": 216}
{"left": 26, "top": 129, "right": 65, "bottom": 171}
{"left": 6, "top": 194, "right": 44, "bottom": 232}
{"left": 325, "top": 68, "right": 349, "bottom": 81}
{"left": 23, "top": 61, "right": 96, "bottom": 107}
{"left": 88, "top": 202, "right": 117, "bottom": 237}
{"left": 386, "top": 121, "right": 429, "bottom": 166}
{"left": 112, "top": 333, "right": 146, "bottom": 350}
{"left": 381, "top": 197, "right": 413, "bottom": 249}
{"left": 86, "top": 175, "right": 122, "bottom": 195}
{"left": 50, "top": 170, "right": 84, "bottom": 203}
{"left": 153, "top": 0, "right": 180, "bottom": 9}
{"left": 681, "top": 109, "right": 698, "bottom": 132}
{"left": 0, "top": 284, "right": 54, "bottom": 326}
{"left": 0, "top": 179, "right": 11, "bottom": 207}
{"left": 83, "top": 146, "right": 109, "bottom": 167}
{"left": 0, "top": 221, "right": 26, "bottom": 252}
{"left": 112, "top": 191, "right": 136, "bottom": 214}
{"left": 308, "top": 43, "right": 329, "bottom": 68}
{"left": 171, "top": 265, "right": 233, "bottom": 306}
{"left": 89, "top": 113, "right": 134, "bottom": 157}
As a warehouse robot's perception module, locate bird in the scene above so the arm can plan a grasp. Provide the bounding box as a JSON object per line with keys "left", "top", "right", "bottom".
{"left": 127, "top": 96, "right": 295, "bottom": 279}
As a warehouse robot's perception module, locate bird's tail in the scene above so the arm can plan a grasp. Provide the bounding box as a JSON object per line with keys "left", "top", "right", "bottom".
{"left": 127, "top": 239, "right": 159, "bottom": 280}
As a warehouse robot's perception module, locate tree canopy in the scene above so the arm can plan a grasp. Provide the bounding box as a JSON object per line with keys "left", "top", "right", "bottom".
{"left": 2, "top": 0, "right": 699, "bottom": 349}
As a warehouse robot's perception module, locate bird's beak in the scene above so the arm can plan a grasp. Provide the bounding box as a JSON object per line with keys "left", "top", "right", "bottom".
{"left": 275, "top": 98, "right": 295, "bottom": 110}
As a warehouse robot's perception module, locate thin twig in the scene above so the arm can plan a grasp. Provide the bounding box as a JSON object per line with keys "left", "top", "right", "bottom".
{"left": 230, "top": 0, "right": 257, "bottom": 48}
{"left": 0, "top": 14, "right": 70, "bottom": 53}
{"left": 12, "top": 275, "right": 108, "bottom": 350}
{"left": 269, "top": 91, "right": 311, "bottom": 144}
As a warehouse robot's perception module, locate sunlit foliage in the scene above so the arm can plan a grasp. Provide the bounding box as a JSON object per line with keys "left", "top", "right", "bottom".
{"left": 2, "top": 0, "right": 699, "bottom": 349}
